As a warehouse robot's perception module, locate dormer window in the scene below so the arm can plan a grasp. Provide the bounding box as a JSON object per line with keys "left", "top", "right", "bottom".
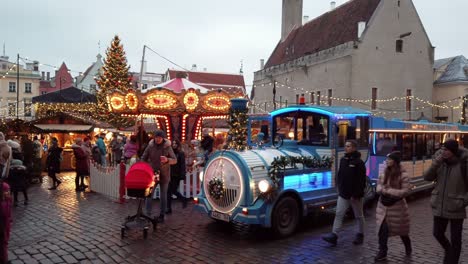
{"left": 396, "top": 39, "right": 403, "bottom": 53}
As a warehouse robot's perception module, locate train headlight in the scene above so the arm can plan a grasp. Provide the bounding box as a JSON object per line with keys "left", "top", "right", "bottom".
{"left": 258, "top": 179, "right": 272, "bottom": 193}
{"left": 199, "top": 170, "right": 204, "bottom": 181}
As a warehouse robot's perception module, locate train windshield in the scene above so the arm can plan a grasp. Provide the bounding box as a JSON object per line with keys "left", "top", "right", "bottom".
{"left": 272, "top": 111, "right": 329, "bottom": 146}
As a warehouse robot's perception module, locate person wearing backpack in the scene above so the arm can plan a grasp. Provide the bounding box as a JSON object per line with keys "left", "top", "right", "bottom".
{"left": 424, "top": 139, "right": 468, "bottom": 264}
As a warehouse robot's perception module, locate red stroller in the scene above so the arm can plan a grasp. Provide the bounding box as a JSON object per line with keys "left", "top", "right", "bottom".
{"left": 121, "top": 162, "right": 158, "bottom": 239}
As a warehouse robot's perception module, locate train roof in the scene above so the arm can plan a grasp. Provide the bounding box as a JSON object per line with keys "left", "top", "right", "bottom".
{"left": 371, "top": 116, "right": 468, "bottom": 133}
{"left": 270, "top": 105, "right": 371, "bottom": 117}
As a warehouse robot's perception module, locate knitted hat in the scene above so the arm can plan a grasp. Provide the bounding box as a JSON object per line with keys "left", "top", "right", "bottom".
{"left": 443, "top": 139, "right": 459, "bottom": 155}
{"left": 387, "top": 151, "right": 402, "bottom": 164}
{"left": 154, "top": 129, "right": 165, "bottom": 138}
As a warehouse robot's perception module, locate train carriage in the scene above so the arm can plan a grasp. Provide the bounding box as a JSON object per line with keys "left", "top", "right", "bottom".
{"left": 194, "top": 105, "right": 374, "bottom": 236}
{"left": 194, "top": 103, "right": 468, "bottom": 236}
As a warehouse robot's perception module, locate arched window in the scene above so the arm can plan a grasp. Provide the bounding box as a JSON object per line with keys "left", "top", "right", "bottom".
{"left": 396, "top": 39, "right": 403, "bottom": 53}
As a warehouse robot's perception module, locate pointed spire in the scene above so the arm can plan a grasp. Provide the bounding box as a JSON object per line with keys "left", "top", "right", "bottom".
{"left": 239, "top": 60, "right": 244, "bottom": 75}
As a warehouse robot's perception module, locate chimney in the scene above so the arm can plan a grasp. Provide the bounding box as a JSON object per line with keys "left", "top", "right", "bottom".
{"left": 303, "top": 15, "right": 309, "bottom": 25}
{"left": 358, "top": 21, "right": 366, "bottom": 39}
{"left": 330, "top": 1, "right": 336, "bottom": 10}
{"left": 281, "top": 0, "right": 303, "bottom": 42}
{"left": 260, "top": 59, "right": 265, "bottom": 70}
{"left": 41, "top": 71, "right": 45, "bottom": 80}
{"left": 191, "top": 64, "right": 197, "bottom": 71}
{"left": 47, "top": 72, "right": 50, "bottom": 80}
{"left": 33, "top": 60, "right": 39, "bottom": 71}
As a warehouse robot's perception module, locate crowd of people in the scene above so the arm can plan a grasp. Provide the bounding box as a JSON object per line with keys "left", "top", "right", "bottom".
{"left": 321, "top": 139, "right": 467, "bottom": 264}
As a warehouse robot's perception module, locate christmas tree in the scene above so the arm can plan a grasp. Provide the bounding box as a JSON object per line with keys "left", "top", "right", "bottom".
{"left": 96, "top": 35, "right": 133, "bottom": 128}
{"left": 227, "top": 99, "right": 249, "bottom": 151}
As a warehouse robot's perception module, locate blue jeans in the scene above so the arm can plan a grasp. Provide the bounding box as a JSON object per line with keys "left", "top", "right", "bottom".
{"left": 100, "top": 155, "right": 107, "bottom": 167}
{"left": 145, "top": 182, "right": 169, "bottom": 217}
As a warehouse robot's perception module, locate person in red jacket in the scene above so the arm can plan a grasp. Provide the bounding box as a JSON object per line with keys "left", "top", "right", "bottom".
{"left": 72, "top": 138, "right": 90, "bottom": 191}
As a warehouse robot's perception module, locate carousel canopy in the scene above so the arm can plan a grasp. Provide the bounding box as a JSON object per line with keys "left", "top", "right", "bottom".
{"left": 32, "top": 86, "right": 97, "bottom": 103}
{"left": 143, "top": 77, "right": 209, "bottom": 94}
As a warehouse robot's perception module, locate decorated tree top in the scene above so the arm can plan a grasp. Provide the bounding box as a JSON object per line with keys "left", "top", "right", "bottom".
{"left": 95, "top": 35, "right": 133, "bottom": 128}
{"left": 96, "top": 35, "right": 131, "bottom": 94}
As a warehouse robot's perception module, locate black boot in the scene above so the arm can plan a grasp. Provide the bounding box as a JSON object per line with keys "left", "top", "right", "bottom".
{"left": 322, "top": 232, "right": 338, "bottom": 246}
{"left": 374, "top": 250, "right": 387, "bottom": 261}
{"left": 157, "top": 214, "right": 165, "bottom": 223}
{"left": 353, "top": 233, "right": 364, "bottom": 245}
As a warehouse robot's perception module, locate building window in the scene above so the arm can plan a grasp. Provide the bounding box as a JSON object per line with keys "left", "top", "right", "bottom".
{"left": 310, "top": 92, "right": 315, "bottom": 105}
{"left": 1, "top": 64, "right": 6, "bottom": 70}
{"left": 371, "top": 88, "right": 378, "bottom": 110}
{"left": 317, "top": 91, "right": 321, "bottom": 105}
{"left": 328, "top": 89, "right": 332, "bottom": 106}
{"left": 90, "top": 84, "right": 97, "bottom": 91}
{"left": 25, "top": 83, "right": 32, "bottom": 93}
{"left": 8, "top": 103, "right": 16, "bottom": 117}
{"left": 9, "top": 82, "right": 16, "bottom": 92}
{"left": 24, "top": 102, "right": 32, "bottom": 117}
{"left": 396, "top": 39, "right": 403, "bottom": 53}
{"left": 41, "top": 91, "right": 47, "bottom": 95}
{"left": 142, "top": 83, "right": 148, "bottom": 89}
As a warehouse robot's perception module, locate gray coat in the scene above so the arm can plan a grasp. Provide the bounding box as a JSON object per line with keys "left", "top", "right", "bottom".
{"left": 141, "top": 138, "right": 176, "bottom": 184}
{"left": 423, "top": 148, "right": 468, "bottom": 219}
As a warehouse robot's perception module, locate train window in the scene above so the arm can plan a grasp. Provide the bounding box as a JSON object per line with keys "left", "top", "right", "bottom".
{"left": 274, "top": 112, "right": 329, "bottom": 146}
{"left": 401, "top": 134, "right": 413, "bottom": 161}
{"left": 425, "top": 134, "right": 435, "bottom": 158}
{"left": 356, "top": 117, "right": 369, "bottom": 147}
{"left": 249, "top": 119, "right": 270, "bottom": 145}
{"left": 415, "top": 134, "right": 425, "bottom": 159}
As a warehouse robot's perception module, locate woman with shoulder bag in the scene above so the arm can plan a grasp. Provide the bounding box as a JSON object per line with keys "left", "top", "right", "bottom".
{"left": 375, "top": 151, "right": 412, "bottom": 261}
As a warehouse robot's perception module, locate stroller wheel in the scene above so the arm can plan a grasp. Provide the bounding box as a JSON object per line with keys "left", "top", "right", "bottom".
{"left": 143, "top": 228, "right": 148, "bottom": 239}
{"left": 121, "top": 227, "right": 125, "bottom": 238}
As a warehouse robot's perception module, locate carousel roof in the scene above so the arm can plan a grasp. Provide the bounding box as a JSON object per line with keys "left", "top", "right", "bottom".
{"left": 142, "top": 77, "right": 209, "bottom": 94}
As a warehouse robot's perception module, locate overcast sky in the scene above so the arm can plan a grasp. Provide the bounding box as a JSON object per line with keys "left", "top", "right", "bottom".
{"left": 2, "top": 0, "right": 467, "bottom": 93}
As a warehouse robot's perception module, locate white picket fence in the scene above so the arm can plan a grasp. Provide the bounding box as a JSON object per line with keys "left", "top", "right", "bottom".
{"left": 89, "top": 162, "right": 202, "bottom": 201}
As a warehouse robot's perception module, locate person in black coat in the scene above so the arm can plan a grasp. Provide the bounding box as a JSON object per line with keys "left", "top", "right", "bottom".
{"left": 322, "top": 139, "right": 367, "bottom": 246}
{"left": 8, "top": 159, "right": 28, "bottom": 206}
{"left": 166, "top": 139, "right": 188, "bottom": 213}
{"left": 46, "top": 137, "right": 63, "bottom": 190}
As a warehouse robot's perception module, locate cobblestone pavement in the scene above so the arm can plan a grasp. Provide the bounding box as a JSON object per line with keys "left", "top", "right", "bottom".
{"left": 6, "top": 172, "right": 468, "bottom": 263}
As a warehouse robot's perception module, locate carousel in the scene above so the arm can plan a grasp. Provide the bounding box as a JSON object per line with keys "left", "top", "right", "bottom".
{"left": 107, "top": 77, "right": 245, "bottom": 142}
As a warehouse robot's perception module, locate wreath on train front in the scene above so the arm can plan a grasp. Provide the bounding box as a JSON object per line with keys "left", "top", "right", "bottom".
{"left": 208, "top": 177, "right": 225, "bottom": 200}
{"left": 260, "top": 155, "right": 333, "bottom": 202}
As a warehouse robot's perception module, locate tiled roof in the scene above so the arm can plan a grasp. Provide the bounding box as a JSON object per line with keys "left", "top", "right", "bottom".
{"left": 167, "top": 70, "right": 245, "bottom": 94}
{"left": 434, "top": 55, "right": 468, "bottom": 84}
{"left": 265, "top": 0, "right": 381, "bottom": 68}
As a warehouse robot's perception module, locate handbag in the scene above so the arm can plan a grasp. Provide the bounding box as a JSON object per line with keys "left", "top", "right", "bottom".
{"left": 380, "top": 193, "right": 402, "bottom": 207}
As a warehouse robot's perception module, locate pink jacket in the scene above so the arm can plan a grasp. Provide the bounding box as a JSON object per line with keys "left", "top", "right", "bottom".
{"left": 1, "top": 181, "right": 12, "bottom": 241}
{"left": 124, "top": 141, "right": 139, "bottom": 158}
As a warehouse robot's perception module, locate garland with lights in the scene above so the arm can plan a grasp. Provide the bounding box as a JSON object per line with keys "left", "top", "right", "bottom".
{"left": 208, "top": 177, "right": 225, "bottom": 200}
{"left": 260, "top": 155, "right": 333, "bottom": 202}
{"left": 227, "top": 108, "right": 248, "bottom": 151}
{"left": 95, "top": 35, "right": 133, "bottom": 128}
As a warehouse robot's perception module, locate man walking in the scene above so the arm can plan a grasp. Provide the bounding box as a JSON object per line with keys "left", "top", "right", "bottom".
{"left": 322, "top": 139, "right": 367, "bottom": 246}
{"left": 424, "top": 139, "right": 468, "bottom": 264}
{"left": 141, "top": 129, "right": 176, "bottom": 223}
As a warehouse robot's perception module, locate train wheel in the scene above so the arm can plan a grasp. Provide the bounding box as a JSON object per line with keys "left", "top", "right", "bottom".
{"left": 272, "top": 196, "right": 299, "bottom": 237}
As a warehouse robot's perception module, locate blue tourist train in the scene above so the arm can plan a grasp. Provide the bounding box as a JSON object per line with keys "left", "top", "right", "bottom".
{"left": 194, "top": 104, "right": 468, "bottom": 236}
